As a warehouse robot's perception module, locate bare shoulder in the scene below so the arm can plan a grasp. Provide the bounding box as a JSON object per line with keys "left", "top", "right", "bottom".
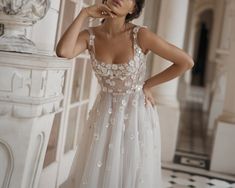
{"left": 78, "top": 26, "right": 97, "bottom": 49}
{"left": 136, "top": 25, "right": 152, "bottom": 55}
{"left": 137, "top": 25, "right": 154, "bottom": 43}
{"left": 137, "top": 25, "right": 171, "bottom": 55}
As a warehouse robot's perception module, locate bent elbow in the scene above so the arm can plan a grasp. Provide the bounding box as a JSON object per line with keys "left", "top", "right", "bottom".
{"left": 56, "top": 48, "right": 74, "bottom": 59}
{"left": 55, "top": 49, "right": 64, "bottom": 58}
{"left": 187, "top": 58, "right": 194, "bottom": 69}
{"left": 183, "top": 55, "right": 194, "bottom": 70}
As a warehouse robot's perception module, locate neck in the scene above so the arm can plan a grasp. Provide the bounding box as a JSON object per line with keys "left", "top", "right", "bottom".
{"left": 102, "top": 16, "right": 128, "bottom": 36}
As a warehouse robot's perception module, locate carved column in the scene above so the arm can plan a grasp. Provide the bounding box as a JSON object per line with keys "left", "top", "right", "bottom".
{"left": 151, "top": 0, "right": 189, "bottom": 162}
{"left": 210, "top": 0, "right": 235, "bottom": 175}
{"left": 207, "top": 0, "right": 231, "bottom": 133}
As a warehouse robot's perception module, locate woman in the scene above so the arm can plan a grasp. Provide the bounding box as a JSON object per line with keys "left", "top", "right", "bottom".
{"left": 56, "top": 0, "right": 194, "bottom": 187}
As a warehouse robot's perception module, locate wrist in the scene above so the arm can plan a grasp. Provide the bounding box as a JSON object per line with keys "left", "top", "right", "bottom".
{"left": 143, "top": 81, "right": 151, "bottom": 89}
{"left": 81, "top": 7, "right": 90, "bottom": 18}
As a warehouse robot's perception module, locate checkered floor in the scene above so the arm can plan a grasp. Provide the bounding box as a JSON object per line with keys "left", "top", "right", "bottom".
{"left": 162, "top": 89, "right": 235, "bottom": 187}
{"left": 176, "top": 100, "right": 211, "bottom": 157}
{"left": 162, "top": 168, "right": 235, "bottom": 188}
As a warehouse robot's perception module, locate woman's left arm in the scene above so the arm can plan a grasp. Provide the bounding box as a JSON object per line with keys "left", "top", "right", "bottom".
{"left": 138, "top": 27, "right": 194, "bottom": 106}
{"left": 139, "top": 27, "right": 194, "bottom": 89}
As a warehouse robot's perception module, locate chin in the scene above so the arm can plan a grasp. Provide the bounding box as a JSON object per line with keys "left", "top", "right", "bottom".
{"left": 106, "top": 1, "right": 121, "bottom": 16}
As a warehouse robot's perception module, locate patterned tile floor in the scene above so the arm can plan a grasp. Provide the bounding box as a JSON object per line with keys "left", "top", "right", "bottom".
{"left": 166, "top": 93, "right": 235, "bottom": 187}
{"left": 175, "top": 96, "right": 214, "bottom": 170}
{"left": 162, "top": 167, "right": 235, "bottom": 188}
{"left": 176, "top": 100, "right": 211, "bottom": 156}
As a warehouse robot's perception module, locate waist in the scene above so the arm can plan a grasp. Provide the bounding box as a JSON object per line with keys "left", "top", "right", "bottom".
{"left": 100, "top": 84, "right": 143, "bottom": 95}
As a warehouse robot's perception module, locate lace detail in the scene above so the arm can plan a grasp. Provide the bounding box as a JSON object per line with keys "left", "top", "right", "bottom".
{"left": 87, "top": 25, "right": 147, "bottom": 95}
{"left": 72, "top": 25, "right": 162, "bottom": 188}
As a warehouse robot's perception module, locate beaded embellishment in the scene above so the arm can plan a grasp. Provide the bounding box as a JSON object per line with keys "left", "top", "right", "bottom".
{"left": 87, "top": 25, "right": 147, "bottom": 95}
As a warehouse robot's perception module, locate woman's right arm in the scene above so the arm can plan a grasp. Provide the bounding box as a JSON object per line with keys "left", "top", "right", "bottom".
{"left": 56, "top": 8, "right": 89, "bottom": 58}
{"left": 56, "top": 4, "right": 115, "bottom": 59}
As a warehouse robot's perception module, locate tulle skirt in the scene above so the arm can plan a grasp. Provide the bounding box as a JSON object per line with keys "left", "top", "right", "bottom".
{"left": 70, "top": 89, "right": 162, "bottom": 188}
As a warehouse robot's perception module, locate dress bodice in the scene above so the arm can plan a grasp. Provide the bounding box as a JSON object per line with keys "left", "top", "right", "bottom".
{"left": 87, "top": 25, "right": 147, "bottom": 95}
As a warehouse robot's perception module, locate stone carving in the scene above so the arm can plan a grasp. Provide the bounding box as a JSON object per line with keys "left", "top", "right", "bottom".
{"left": 27, "top": 132, "right": 45, "bottom": 188}
{"left": 211, "top": 0, "right": 232, "bottom": 96}
{"left": 0, "top": 51, "right": 71, "bottom": 118}
{"left": 0, "top": 139, "right": 14, "bottom": 188}
{"left": 0, "top": 0, "right": 51, "bottom": 53}
{"left": 211, "top": 52, "right": 228, "bottom": 95}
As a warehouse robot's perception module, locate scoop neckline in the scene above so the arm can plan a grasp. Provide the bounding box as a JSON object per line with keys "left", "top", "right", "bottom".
{"left": 91, "top": 45, "right": 146, "bottom": 68}
{"left": 89, "top": 25, "right": 146, "bottom": 66}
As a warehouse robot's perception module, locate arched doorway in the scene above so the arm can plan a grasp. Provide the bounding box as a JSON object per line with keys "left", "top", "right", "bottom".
{"left": 191, "top": 10, "right": 213, "bottom": 87}
{"left": 175, "top": 8, "right": 214, "bottom": 170}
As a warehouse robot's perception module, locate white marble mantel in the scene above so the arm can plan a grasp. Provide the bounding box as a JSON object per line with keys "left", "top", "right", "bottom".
{"left": 0, "top": 51, "right": 71, "bottom": 118}
{"left": 0, "top": 51, "right": 71, "bottom": 188}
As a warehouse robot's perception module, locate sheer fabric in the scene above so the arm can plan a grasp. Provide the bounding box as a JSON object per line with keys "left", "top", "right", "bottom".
{"left": 70, "top": 25, "right": 162, "bottom": 188}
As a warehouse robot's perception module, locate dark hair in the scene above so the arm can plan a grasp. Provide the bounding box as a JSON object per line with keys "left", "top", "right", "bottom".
{"left": 101, "top": 0, "right": 145, "bottom": 23}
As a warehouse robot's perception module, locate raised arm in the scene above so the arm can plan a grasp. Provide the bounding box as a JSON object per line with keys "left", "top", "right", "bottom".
{"left": 55, "top": 9, "right": 89, "bottom": 59}
{"left": 56, "top": 4, "right": 116, "bottom": 59}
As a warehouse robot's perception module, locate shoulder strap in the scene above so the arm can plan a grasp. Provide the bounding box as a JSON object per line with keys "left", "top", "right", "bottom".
{"left": 87, "top": 27, "right": 96, "bottom": 54}
{"left": 133, "top": 25, "right": 148, "bottom": 50}
{"left": 133, "top": 25, "right": 140, "bottom": 40}
{"left": 133, "top": 25, "right": 148, "bottom": 39}
{"left": 133, "top": 25, "right": 141, "bottom": 50}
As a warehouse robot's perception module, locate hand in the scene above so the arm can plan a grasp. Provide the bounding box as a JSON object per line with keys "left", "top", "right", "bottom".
{"left": 82, "top": 4, "right": 117, "bottom": 19}
{"left": 142, "top": 84, "right": 156, "bottom": 107}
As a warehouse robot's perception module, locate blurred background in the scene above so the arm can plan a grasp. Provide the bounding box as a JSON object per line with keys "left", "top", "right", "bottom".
{"left": 0, "top": 0, "right": 235, "bottom": 188}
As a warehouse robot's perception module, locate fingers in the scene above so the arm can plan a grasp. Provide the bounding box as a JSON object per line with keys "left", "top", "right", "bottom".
{"left": 142, "top": 86, "right": 156, "bottom": 107}
{"left": 98, "top": 4, "right": 117, "bottom": 18}
{"left": 100, "top": 10, "right": 115, "bottom": 18}
{"left": 144, "top": 96, "right": 156, "bottom": 107}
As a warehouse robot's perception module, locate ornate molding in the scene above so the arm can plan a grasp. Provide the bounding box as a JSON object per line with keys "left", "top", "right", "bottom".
{"left": 29, "top": 132, "right": 45, "bottom": 188}
{"left": 210, "top": 51, "right": 228, "bottom": 96}
{"left": 195, "top": 0, "right": 215, "bottom": 15}
{"left": 0, "top": 51, "right": 71, "bottom": 118}
{"left": 0, "top": 139, "right": 14, "bottom": 188}
{"left": 0, "top": 0, "right": 50, "bottom": 20}
{"left": 0, "top": 0, "right": 51, "bottom": 53}
{"left": 218, "top": 0, "right": 233, "bottom": 51}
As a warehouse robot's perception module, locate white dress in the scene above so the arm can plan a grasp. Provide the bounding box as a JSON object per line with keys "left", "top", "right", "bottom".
{"left": 70, "top": 24, "right": 162, "bottom": 188}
